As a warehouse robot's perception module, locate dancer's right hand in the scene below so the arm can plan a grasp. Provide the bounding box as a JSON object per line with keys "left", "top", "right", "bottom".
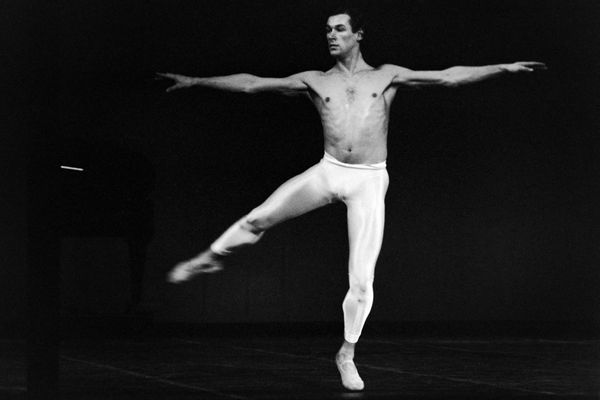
{"left": 155, "top": 72, "right": 194, "bottom": 92}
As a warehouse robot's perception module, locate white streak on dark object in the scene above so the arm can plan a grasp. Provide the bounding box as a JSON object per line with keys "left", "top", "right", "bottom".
{"left": 60, "top": 165, "right": 84, "bottom": 171}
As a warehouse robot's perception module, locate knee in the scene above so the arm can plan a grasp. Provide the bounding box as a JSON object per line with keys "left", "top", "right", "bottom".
{"left": 242, "top": 210, "right": 272, "bottom": 233}
{"left": 348, "top": 278, "right": 373, "bottom": 301}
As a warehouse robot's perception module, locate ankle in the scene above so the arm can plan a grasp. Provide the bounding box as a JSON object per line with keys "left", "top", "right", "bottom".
{"left": 193, "top": 249, "right": 218, "bottom": 262}
{"left": 337, "top": 345, "right": 355, "bottom": 361}
{"left": 205, "top": 247, "right": 226, "bottom": 260}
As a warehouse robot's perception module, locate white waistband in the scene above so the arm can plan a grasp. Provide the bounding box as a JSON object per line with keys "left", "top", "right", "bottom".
{"left": 323, "top": 151, "right": 387, "bottom": 170}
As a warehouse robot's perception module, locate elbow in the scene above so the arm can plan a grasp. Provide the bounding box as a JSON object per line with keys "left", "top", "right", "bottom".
{"left": 242, "top": 84, "right": 256, "bottom": 94}
{"left": 445, "top": 79, "right": 460, "bottom": 88}
{"left": 441, "top": 67, "right": 463, "bottom": 88}
{"left": 241, "top": 76, "right": 259, "bottom": 94}
{"left": 442, "top": 75, "right": 460, "bottom": 88}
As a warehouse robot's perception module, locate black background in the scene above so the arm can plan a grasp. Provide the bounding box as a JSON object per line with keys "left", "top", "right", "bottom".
{"left": 3, "top": 0, "right": 600, "bottom": 330}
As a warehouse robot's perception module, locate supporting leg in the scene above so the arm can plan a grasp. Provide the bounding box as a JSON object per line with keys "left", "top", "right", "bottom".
{"left": 337, "top": 169, "right": 388, "bottom": 391}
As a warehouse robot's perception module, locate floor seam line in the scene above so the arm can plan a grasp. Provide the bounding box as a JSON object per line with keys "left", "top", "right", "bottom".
{"left": 365, "top": 338, "right": 599, "bottom": 374}
{"left": 177, "top": 339, "right": 559, "bottom": 396}
{"left": 60, "top": 354, "right": 248, "bottom": 400}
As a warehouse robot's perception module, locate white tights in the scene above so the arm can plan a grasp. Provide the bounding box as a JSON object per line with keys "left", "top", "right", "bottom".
{"left": 210, "top": 152, "right": 389, "bottom": 343}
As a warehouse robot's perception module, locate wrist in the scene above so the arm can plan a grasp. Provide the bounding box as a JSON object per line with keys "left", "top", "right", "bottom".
{"left": 189, "top": 77, "right": 201, "bottom": 86}
{"left": 498, "top": 63, "right": 513, "bottom": 73}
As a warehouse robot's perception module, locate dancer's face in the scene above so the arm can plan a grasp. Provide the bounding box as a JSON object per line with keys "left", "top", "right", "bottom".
{"left": 325, "top": 14, "right": 362, "bottom": 57}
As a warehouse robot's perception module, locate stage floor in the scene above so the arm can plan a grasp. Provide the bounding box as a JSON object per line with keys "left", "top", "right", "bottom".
{"left": 3, "top": 327, "right": 599, "bottom": 399}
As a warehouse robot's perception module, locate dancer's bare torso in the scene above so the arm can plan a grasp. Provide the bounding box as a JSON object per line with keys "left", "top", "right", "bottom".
{"left": 300, "top": 65, "right": 399, "bottom": 164}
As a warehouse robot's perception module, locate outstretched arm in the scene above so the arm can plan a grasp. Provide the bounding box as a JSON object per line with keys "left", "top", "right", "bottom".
{"left": 390, "top": 61, "right": 547, "bottom": 89}
{"left": 156, "top": 71, "right": 312, "bottom": 96}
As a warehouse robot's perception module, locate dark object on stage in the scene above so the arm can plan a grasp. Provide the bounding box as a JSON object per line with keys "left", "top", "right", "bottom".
{"left": 57, "top": 139, "right": 156, "bottom": 310}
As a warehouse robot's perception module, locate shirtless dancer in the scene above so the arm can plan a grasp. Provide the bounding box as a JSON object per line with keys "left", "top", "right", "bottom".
{"left": 159, "top": 9, "right": 546, "bottom": 391}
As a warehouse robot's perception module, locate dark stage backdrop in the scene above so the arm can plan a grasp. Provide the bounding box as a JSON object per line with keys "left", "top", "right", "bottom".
{"left": 1, "top": 1, "right": 31, "bottom": 334}
{"left": 5, "top": 0, "right": 600, "bottom": 329}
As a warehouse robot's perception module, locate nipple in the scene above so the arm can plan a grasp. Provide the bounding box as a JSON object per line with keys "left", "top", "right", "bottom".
{"left": 372, "top": 93, "right": 377, "bottom": 97}
{"left": 325, "top": 97, "right": 330, "bottom": 102}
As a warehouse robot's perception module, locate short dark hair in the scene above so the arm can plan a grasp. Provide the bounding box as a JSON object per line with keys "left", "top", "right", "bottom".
{"left": 329, "top": 6, "right": 365, "bottom": 35}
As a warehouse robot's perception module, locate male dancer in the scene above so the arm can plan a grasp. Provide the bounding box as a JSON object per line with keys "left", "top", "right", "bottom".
{"left": 159, "top": 9, "right": 546, "bottom": 391}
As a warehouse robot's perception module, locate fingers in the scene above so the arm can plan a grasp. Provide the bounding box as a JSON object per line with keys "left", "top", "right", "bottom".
{"left": 165, "top": 83, "right": 187, "bottom": 93}
{"left": 516, "top": 61, "right": 548, "bottom": 70}
{"left": 155, "top": 72, "right": 175, "bottom": 79}
{"left": 155, "top": 73, "right": 181, "bottom": 92}
{"left": 155, "top": 72, "right": 182, "bottom": 84}
{"left": 155, "top": 72, "right": 189, "bottom": 92}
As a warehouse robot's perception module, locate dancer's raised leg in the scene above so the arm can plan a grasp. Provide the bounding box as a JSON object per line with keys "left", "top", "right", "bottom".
{"left": 168, "top": 162, "right": 333, "bottom": 283}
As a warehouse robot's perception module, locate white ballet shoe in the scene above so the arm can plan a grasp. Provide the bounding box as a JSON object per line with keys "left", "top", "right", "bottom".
{"left": 167, "top": 253, "right": 223, "bottom": 283}
{"left": 336, "top": 358, "right": 365, "bottom": 391}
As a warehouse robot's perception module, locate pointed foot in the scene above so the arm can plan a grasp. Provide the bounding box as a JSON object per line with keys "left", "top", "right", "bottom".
{"left": 336, "top": 354, "right": 364, "bottom": 391}
{"left": 167, "top": 250, "right": 224, "bottom": 283}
